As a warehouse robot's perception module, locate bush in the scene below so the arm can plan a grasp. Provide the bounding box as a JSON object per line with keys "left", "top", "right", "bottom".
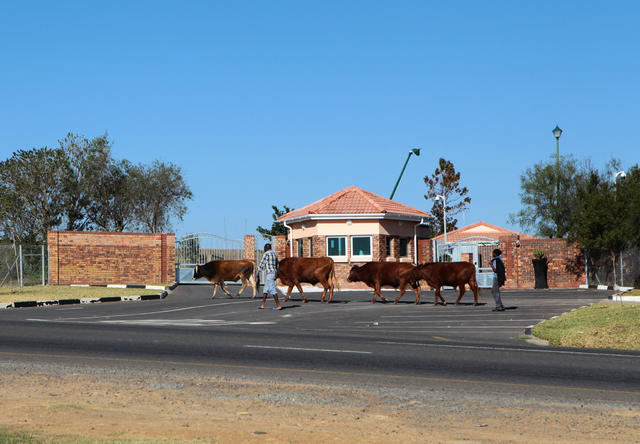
{"left": 533, "top": 248, "right": 547, "bottom": 260}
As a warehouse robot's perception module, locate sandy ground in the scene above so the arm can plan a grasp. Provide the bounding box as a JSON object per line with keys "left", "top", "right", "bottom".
{"left": 1, "top": 361, "right": 639, "bottom": 444}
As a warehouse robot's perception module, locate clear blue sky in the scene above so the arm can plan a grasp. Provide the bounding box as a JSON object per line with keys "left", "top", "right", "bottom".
{"left": 1, "top": 1, "right": 638, "bottom": 240}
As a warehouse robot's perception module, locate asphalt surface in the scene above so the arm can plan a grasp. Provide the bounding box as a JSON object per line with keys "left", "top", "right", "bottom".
{"left": 1, "top": 284, "right": 638, "bottom": 403}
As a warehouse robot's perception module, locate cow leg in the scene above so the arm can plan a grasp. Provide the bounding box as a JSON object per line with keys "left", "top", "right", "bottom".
{"left": 393, "top": 286, "right": 407, "bottom": 304}
{"left": 327, "top": 281, "right": 334, "bottom": 304}
{"left": 284, "top": 285, "right": 294, "bottom": 302}
{"left": 295, "top": 283, "right": 307, "bottom": 303}
{"left": 319, "top": 285, "right": 328, "bottom": 303}
{"left": 455, "top": 284, "right": 467, "bottom": 305}
{"left": 219, "top": 281, "right": 234, "bottom": 298}
{"left": 237, "top": 278, "right": 248, "bottom": 297}
{"left": 413, "top": 285, "right": 421, "bottom": 305}
{"left": 434, "top": 287, "right": 446, "bottom": 305}
{"left": 470, "top": 278, "right": 480, "bottom": 306}
{"left": 248, "top": 274, "right": 257, "bottom": 299}
{"left": 374, "top": 283, "right": 388, "bottom": 303}
{"left": 211, "top": 283, "right": 219, "bottom": 300}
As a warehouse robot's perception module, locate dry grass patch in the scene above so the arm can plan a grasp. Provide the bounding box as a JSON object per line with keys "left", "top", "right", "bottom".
{"left": 0, "top": 285, "right": 166, "bottom": 304}
{"left": 532, "top": 303, "right": 640, "bottom": 350}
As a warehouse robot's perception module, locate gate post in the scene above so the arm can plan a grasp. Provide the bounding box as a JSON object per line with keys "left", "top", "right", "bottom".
{"left": 244, "top": 235, "right": 256, "bottom": 261}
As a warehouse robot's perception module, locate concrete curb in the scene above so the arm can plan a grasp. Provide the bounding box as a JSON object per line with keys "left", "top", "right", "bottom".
{"left": 1, "top": 283, "right": 178, "bottom": 310}
{"left": 579, "top": 284, "right": 633, "bottom": 291}
{"left": 608, "top": 294, "right": 640, "bottom": 303}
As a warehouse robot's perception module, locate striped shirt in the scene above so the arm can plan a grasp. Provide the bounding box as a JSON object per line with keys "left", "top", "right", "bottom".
{"left": 258, "top": 250, "right": 279, "bottom": 273}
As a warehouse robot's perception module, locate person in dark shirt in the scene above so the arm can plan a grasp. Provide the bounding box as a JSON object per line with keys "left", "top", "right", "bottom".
{"left": 490, "top": 248, "right": 506, "bottom": 311}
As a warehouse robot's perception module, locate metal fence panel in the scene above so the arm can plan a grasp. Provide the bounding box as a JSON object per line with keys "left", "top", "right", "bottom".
{"left": 0, "top": 245, "right": 46, "bottom": 288}
{"left": 586, "top": 247, "right": 640, "bottom": 288}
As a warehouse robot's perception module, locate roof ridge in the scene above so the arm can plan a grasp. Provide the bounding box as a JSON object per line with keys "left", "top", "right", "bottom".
{"left": 353, "top": 187, "right": 386, "bottom": 213}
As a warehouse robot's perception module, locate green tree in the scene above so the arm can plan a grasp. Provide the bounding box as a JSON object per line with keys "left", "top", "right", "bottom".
{"left": 257, "top": 205, "right": 293, "bottom": 239}
{"left": 59, "top": 132, "right": 113, "bottom": 231}
{"left": 423, "top": 158, "right": 471, "bottom": 236}
{"left": 509, "top": 155, "right": 588, "bottom": 238}
{"left": 566, "top": 169, "right": 627, "bottom": 285}
{"left": 87, "top": 159, "right": 139, "bottom": 232}
{"left": 130, "top": 160, "right": 193, "bottom": 233}
{"left": 0, "top": 148, "right": 66, "bottom": 244}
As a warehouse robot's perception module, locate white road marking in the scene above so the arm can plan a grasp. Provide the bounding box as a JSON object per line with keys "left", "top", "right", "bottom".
{"left": 356, "top": 319, "right": 544, "bottom": 324}
{"left": 377, "top": 341, "right": 640, "bottom": 359}
{"left": 27, "top": 300, "right": 253, "bottom": 321}
{"left": 244, "top": 345, "right": 371, "bottom": 354}
{"left": 99, "top": 319, "right": 276, "bottom": 327}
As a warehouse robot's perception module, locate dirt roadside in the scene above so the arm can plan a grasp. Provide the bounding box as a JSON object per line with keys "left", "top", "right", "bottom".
{"left": 1, "top": 361, "right": 638, "bottom": 443}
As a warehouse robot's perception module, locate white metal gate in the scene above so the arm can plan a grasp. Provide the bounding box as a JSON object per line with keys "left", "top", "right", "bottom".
{"left": 433, "top": 237, "right": 499, "bottom": 288}
{"left": 175, "top": 233, "right": 244, "bottom": 283}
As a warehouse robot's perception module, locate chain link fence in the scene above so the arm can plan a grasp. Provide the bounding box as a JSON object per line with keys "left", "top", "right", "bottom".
{"left": 586, "top": 247, "right": 640, "bottom": 288}
{"left": 0, "top": 245, "right": 47, "bottom": 288}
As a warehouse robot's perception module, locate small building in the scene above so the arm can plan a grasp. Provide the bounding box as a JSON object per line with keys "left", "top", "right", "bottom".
{"left": 278, "top": 186, "right": 431, "bottom": 288}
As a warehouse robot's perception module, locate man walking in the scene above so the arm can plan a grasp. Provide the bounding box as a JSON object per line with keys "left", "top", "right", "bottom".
{"left": 257, "top": 243, "right": 282, "bottom": 310}
{"left": 490, "top": 248, "right": 506, "bottom": 311}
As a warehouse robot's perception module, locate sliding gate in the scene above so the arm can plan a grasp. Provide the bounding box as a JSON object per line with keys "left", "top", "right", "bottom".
{"left": 433, "top": 237, "right": 499, "bottom": 288}
{"left": 175, "top": 233, "right": 243, "bottom": 283}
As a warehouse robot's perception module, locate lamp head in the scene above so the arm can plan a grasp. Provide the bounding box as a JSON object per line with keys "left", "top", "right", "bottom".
{"left": 410, "top": 148, "right": 421, "bottom": 156}
{"left": 552, "top": 125, "right": 563, "bottom": 139}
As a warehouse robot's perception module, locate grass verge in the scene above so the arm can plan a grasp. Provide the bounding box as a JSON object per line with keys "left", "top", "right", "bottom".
{"left": 0, "top": 428, "right": 216, "bottom": 443}
{"left": 0, "top": 285, "right": 167, "bottom": 304}
{"left": 625, "top": 289, "right": 640, "bottom": 296}
{"left": 532, "top": 303, "right": 640, "bottom": 350}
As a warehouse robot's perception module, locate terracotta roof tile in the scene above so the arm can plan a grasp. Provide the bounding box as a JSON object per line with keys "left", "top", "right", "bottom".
{"left": 279, "top": 186, "right": 431, "bottom": 220}
{"left": 431, "top": 221, "right": 537, "bottom": 241}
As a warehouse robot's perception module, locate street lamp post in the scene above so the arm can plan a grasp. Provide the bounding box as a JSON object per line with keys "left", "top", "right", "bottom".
{"left": 390, "top": 148, "right": 421, "bottom": 200}
{"left": 435, "top": 194, "right": 446, "bottom": 243}
{"left": 614, "top": 170, "right": 627, "bottom": 287}
{"left": 552, "top": 125, "right": 562, "bottom": 194}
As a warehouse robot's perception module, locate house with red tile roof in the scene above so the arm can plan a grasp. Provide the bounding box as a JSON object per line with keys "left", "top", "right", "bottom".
{"left": 430, "top": 221, "right": 536, "bottom": 243}
{"left": 278, "top": 186, "right": 431, "bottom": 266}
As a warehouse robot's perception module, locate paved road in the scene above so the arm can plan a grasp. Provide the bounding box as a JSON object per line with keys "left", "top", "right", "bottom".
{"left": 1, "top": 285, "right": 638, "bottom": 403}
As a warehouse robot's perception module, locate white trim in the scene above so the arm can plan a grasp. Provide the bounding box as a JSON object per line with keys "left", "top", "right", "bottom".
{"left": 281, "top": 213, "right": 428, "bottom": 224}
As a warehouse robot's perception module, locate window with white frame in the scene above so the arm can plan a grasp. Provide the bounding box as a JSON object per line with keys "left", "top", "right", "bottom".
{"left": 351, "top": 235, "right": 372, "bottom": 260}
{"left": 326, "top": 236, "right": 346, "bottom": 258}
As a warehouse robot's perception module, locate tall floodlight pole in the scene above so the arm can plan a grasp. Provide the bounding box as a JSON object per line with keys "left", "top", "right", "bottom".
{"left": 390, "top": 148, "right": 421, "bottom": 200}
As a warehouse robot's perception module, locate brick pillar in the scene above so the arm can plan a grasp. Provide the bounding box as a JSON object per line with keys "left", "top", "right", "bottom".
{"left": 47, "top": 231, "right": 59, "bottom": 285}
{"left": 274, "top": 235, "right": 287, "bottom": 259}
{"left": 244, "top": 235, "right": 256, "bottom": 261}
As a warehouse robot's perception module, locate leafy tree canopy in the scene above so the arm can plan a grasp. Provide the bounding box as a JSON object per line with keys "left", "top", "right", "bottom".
{"left": 257, "top": 205, "right": 293, "bottom": 240}
{"left": 423, "top": 158, "right": 471, "bottom": 236}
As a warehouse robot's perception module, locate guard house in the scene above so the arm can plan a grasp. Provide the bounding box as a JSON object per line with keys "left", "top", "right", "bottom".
{"left": 278, "top": 186, "right": 431, "bottom": 288}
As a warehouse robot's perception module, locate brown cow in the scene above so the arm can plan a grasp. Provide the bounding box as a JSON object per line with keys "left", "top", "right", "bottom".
{"left": 193, "top": 260, "right": 257, "bottom": 300}
{"left": 347, "top": 262, "right": 420, "bottom": 304}
{"left": 410, "top": 261, "right": 480, "bottom": 306}
{"left": 277, "top": 257, "right": 336, "bottom": 303}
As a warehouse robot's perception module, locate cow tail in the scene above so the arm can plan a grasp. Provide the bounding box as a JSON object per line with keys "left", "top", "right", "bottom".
{"left": 470, "top": 271, "right": 480, "bottom": 301}
{"left": 330, "top": 261, "right": 341, "bottom": 291}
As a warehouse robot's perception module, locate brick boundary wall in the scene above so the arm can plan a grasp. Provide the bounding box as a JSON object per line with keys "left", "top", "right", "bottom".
{"left": 48, "top": 231, "right": 175, "bottom": 285}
